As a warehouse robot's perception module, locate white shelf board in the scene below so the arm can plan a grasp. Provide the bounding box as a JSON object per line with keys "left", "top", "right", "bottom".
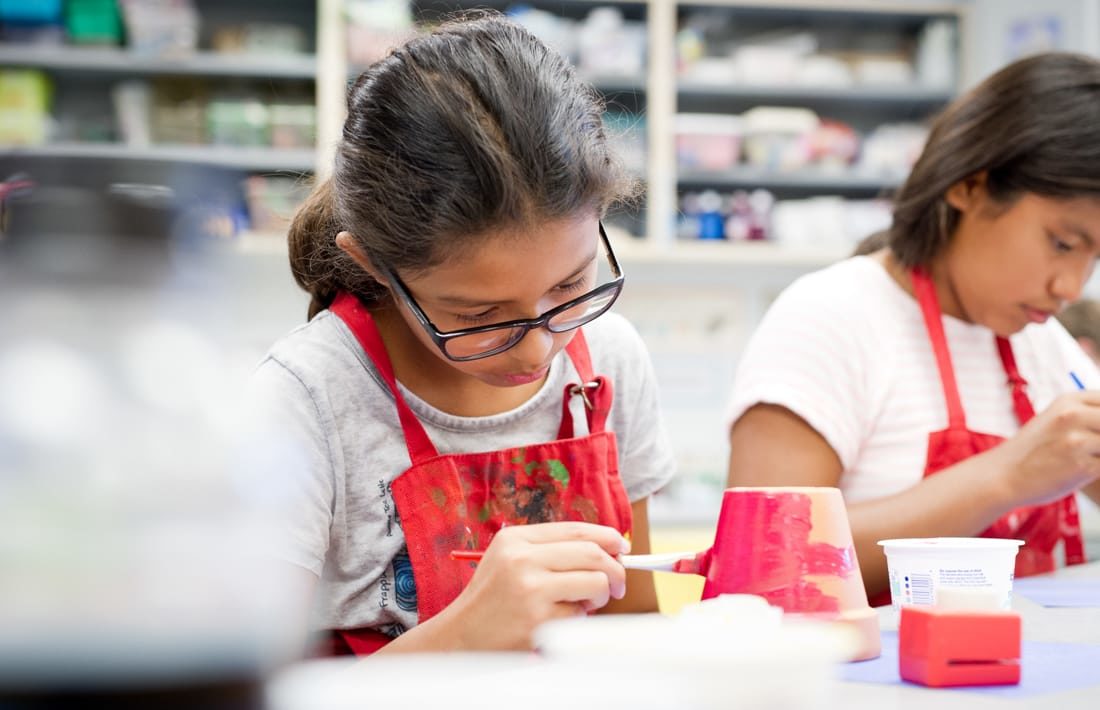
{"left": 235, "top": 229, "right": 847, "bottom": 269}
{"left": 677, "top": 82, "right": 954, "bottom": 105}
{"left": 610, "top": 235, "right": 850, "bottom": 268}
{"left": 678, "top": 167, "right": 903, "bottom": 193}
{"left": 675, "top": 0, "right": 962, "bottom": 15}
{"left": 0, "top": 44, "right": 317, "bottom": 79}
{"left": 5, "top": 143, "right": 316, "bottom": 172}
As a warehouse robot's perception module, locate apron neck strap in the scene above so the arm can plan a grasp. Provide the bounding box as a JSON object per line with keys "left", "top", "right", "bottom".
{"left": 331, "top": 292, "right": 438, "bottom": 461}
{"left": 995, "top": 336, "right": 1036, "bottom": 424}
{"left": 911, "top": 267, "right": 968, "bottom": 429}
{"left": 910, "top": 268, "right": 1036, "bottom": 428}
{"left": 331, "top": 292, "right": 604, "bottom": 463}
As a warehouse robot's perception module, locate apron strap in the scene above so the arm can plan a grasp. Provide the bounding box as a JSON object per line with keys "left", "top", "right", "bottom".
{"left": 994, "top": 336, "right": 1037, "bottom": 424}
{"left": 331, "top": 292, "right": 438, "bottom": 461}
{"left": 911, "top": 267, "right": 968, "bottom": 430}
{"left": 331, "top": 292, "right": 607, "bottom": 464}
{"left": 557, "top": 331, "right": 612, "bottom": 439}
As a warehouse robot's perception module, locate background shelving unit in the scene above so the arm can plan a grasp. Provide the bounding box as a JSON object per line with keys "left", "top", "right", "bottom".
{"left": 0, "top": 0, "right": 968, "bottom": 524}
{"left": 1, "top": 0, "right": 324, "bottom": 239}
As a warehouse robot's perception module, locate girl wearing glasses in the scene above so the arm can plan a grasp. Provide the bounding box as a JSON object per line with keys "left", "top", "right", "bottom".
{"left": 254, "top": 14, "right": 674, "bottom": 654}
{"left": 727, "top": 52, "right": 1100, "bottom": 604}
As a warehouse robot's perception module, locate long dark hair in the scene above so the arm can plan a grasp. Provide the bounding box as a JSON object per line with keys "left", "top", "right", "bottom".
{"left": 889, "top": 52, "right": 1100, "bottom": 267}
{"left": 289, "top": 13, "right": 636, "bottom": 319}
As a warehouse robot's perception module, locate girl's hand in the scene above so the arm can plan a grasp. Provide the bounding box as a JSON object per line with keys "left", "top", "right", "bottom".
{"left": 440, "top": 522, "right": 629, "bottom": 651}
{"left": 995, "top": 390, "right": 1100, "bottom": 505}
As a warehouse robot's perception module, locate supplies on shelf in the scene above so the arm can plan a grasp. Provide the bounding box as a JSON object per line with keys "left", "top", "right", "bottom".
{"left": 150, "top": 78, "right": 205, "bottom": 145}
{"left": 0, "top": 69, "right": 52, "bottom": 145}
{"left": 65, "top": 0, "right": 122, "bottom": 45}
{"left": 676, "top": 107, "right": 924, "bottom": 180}
{"left": 206, "top": 96, "right": 270, "bottom": 148}
{"left": 770, "top": 197, "right": 892, "bottom": 251}
{"left": 740, "top": 106, "right": 821, "bottom": 172}
{"left": 575, "top": 6, "right": 645, "bottom": 79}
{"left": 678, "top": 189, "right": 773, "bottom": 242}
{"left": 677, "top": 186, "right": 891, "bottom": 252}
{"left": 212, "top": 23, "right": 307, "bottom": 56}
{"left": 677, "top": 10, "right": 957, "bottom": 90}
{"left": 0, "top": 0, "right": 63, "bottom": 42}
{"left": 505, "top": 4, "right": 646, "bottom": 80}
{"left": 676, "top": 113, "right": 742, "bottom": 172}
{"left": 346, "top": 0, "right": 416, "bottom": 68}
{"left": 118, "top": 0, "right": 199, "bottom": 56}
{"left": 145, "top": 78, "right": 316, "bottom": 150}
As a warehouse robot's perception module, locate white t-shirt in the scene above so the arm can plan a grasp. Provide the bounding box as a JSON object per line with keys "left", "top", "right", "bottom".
{"left": 252, "top": 309, "right": 675, "bottom": 637}
{"left": 726, "top": 256, "right": 1100, "bottom": 503}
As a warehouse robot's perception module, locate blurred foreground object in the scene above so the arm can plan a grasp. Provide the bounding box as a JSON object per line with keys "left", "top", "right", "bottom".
{"left": 0, "top": 158, "right": 303, "bottom": 708}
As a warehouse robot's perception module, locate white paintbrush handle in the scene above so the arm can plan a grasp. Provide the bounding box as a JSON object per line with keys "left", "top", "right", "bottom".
{"left": 620, "top": 550, "right": 698, "bottom": 571}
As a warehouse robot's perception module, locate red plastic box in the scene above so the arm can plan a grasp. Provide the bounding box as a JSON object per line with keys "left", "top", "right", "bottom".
{"left": 898, "top": 606, "right": 1021, "bottom": 687}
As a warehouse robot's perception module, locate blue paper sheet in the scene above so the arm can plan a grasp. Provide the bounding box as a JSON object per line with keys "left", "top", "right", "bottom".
{"left": 1013, "top": 578, "right": 1100, "bottom": 607}
{"left": 840, "top": 631, "right": 1100, "bottom": 697}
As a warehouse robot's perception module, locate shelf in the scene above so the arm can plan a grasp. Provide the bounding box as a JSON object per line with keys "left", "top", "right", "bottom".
{"left": 3, "top": 143, "right": 316, "bottom": 172}
{"left": 235, "top": 228, "right": 848, "bottom": 269}
{"left": 578, "top": 72, "right": 646, "bottom": 94}
{"left": 0, "top": 44, "right": 317, "bottom": 79}
{"left": 611, "top": 233, "right": 849, "bottom": 268}
{"left": 677, "top": 167, "right": 902, "bottom": 194}
{"left": 676, "top": 0, "right": 961, "bottom": 21}
{"left": 344, "top": 66, "right": 645, "bottom": 96}
{"left": 677, "top": 83, "right": 954, "bottom": 107}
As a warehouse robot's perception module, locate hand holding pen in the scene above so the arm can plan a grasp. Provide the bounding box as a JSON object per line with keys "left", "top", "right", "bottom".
{"left": 989, "top": 370, "right": 1100, "bottom": 507}
{"left": 436, "top": 522, "right": 629, "bottom": 651}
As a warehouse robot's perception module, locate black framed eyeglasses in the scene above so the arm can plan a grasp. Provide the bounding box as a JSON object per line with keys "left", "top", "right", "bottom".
{"left": 378, "top": 222, "right": 625, "bottom": 362}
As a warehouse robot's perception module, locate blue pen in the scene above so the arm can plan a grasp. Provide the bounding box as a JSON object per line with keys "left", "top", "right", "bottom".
{"left": 1070, "top": 371, "right": 1086, "bottom": 390}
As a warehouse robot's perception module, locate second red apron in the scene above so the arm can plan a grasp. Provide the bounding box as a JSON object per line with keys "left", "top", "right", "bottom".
{"left": 871, "top": 268, "right": 1085, "bottom": 606}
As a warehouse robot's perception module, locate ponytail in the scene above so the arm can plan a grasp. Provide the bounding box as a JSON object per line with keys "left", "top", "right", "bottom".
{"left": 288, "top": 179, "right": 344, "bottom": 320}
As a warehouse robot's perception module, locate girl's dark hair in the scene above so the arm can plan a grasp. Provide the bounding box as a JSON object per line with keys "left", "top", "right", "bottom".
{"left": 889, "top": 52, "right": 1100, "bottom": 267}
{"left": 289, "top": 12, "right": 636, "bottom": 319}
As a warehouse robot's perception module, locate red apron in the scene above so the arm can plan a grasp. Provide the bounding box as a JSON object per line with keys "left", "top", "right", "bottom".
{"left": 872, "top": 268, "right": 1085, "bottom": 606}
{"left": 324, "top": 292, "right": 633, "bottom": 654}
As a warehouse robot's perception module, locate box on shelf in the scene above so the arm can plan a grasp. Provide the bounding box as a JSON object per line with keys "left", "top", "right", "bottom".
{"left": 346, "top": 0, "right": 416, "bottom": 67}
{"left": 675, "top": 113, "right": 741, "bottom": 172}
{"left": 0, "top": 0, "right": 61, "bottom": 24}
{"left": 65, "top": 0, "right": 122, "bottom": 46}
{"left": 740, "top": 106, "right": 819, "bottom": 172}
{"left": 0, "top": 70, "right": 52, "bottom": 145}
{"left": 206, "top": 97, "right": 269, "bottom": 148}
{"left": 269, "top": 103, "right": 315, "bottom": 150}
{"left": 119, "top": 0, "right": 198, "bottom": 56}
{"left": 150, "top": 78, "right": 206, "bottom": 145}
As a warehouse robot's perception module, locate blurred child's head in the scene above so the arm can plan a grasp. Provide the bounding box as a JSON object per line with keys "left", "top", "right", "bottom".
{"left": 1057, "top": 299, "right": 1100, "bottom": 365}
{"left": 288, "top": 13, "right": 636, "bottom": 319}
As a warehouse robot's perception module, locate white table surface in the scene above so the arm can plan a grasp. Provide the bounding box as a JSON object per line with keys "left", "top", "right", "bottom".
{"left": 835, "top": 562, "right": 1100, "bottom": 708}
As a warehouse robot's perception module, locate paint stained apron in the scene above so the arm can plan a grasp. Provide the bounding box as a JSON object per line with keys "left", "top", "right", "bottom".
{"left": 325, "top": 292, "right": 633, "bottom": 654}
{"left": 871, "top": 268, "right": 1085, "bottom": 606}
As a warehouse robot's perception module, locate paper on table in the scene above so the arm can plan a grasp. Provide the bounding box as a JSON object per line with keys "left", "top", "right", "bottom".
{"left": 840, "top": 631, "right": 1100, "bottom": 697}
{"left": 1012, "top": 578, "right": 1100, "bottom": 608}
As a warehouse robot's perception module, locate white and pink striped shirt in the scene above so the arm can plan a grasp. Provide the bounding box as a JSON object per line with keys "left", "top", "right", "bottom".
{"left": 726, "top": 256, "right": 1100, "bottom": 503}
